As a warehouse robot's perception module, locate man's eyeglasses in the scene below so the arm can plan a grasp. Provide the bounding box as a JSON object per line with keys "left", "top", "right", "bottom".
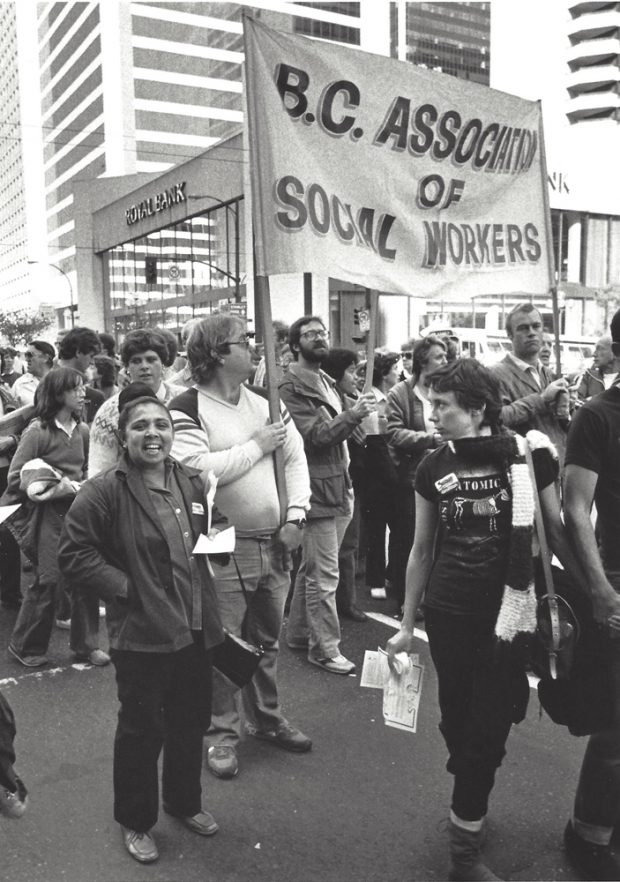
{"left": 226, "top": 335, "right": 252, "bottom": 348}
{"left": 300, "top": 329, "right": 329, "bottom": 341}
{"left": 401, "top": 351, "right": 413, "bottom": 359}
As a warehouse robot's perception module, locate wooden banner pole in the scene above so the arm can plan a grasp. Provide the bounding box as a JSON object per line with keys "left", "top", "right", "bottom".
{"left": 362, "top": 289, "right": 379, "bottom": 394}
{"left": 255, "top": 273, "right": 288, "bottom": 526}
{"left": 537, "top": 100, "right": 562, "bottom": 377}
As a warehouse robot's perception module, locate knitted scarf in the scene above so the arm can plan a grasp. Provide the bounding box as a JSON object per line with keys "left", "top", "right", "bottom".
{"left": 449, "top": 429, "right": 556, "bottom": 642}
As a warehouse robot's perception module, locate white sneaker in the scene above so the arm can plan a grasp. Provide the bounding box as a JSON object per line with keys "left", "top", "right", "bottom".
{"left": 309, "top": 654, "right": 356, "bottom": 675}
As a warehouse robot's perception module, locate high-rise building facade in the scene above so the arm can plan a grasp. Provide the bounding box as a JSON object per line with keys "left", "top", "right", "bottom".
{"left": 10, "top": 1, "right": 494, "bottom": 321}
{"left": 10, "top": 0, "right": 617, "bottom": 343}
{"left": 391, "top": 1, "right": 490, "bottom": 83}
{"left": 566, "top": 0, "right": 620, "bottom": 123}
{"left": 0, "top": 2, "right": 30, "bottom": 308}
{"left": 492, "top": 0, "right": 620, "bottom": 337}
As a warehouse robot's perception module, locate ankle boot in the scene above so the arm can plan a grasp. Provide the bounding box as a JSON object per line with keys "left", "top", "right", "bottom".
{"left": 448, "top": 819, "right": 502, "bottom": 882}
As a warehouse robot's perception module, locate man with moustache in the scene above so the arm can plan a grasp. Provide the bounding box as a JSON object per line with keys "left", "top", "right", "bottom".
{"left": 279, "top": 316, "right": 376, "bottom": 675}
{"left": 490, "top": 302, "right": 569, "bottom": 461}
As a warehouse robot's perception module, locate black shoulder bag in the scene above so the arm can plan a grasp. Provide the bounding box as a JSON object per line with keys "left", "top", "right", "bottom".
{"left": 212, "top": 555, "right": 265, "bottom": 689}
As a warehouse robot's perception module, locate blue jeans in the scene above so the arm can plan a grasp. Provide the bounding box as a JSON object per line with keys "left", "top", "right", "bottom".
{"left": 336, "top": 493, "right": 362, "bottom": 613}
{"left": 573, "top": 570, "right": 620, "bottom": 845}
{"left": 288, "top": 506, "right": 352, "bottom": 661}
{"left": 10, "top": 573, "right": 64, "bottom": 657}
{"left": 207, "top": 536, "right": 290, "bottom": 748}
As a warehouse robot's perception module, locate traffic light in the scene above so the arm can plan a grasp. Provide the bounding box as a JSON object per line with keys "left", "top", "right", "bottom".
{"left": 352, "top": 306, "right": 370, "bottom": 344}
{"left": 145, "top": 256, "right": 157, "bottom": 285}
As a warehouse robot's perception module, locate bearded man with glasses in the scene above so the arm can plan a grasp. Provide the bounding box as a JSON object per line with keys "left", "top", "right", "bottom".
{"left": 279, "top": 316, "right": 376, "bottom": 675}
{"left": 168, "top": 315, "right": 312, "bottom": 781}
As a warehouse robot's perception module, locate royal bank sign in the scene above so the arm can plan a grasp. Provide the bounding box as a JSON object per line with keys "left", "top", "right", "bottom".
{"left": 125, "top": 182, "right": 187, "bottom": 225}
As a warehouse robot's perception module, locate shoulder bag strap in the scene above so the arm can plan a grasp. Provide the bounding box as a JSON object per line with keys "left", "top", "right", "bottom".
{"left": 231, "top": 551, "right": 251, "bottom": 639}
{"left": 523, "top": 441, "right": 562, "bottom": 677}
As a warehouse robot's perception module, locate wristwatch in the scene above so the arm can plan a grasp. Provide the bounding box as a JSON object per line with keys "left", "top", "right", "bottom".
{"left": 285, "top": 518, "right": 307, "bottom": 529}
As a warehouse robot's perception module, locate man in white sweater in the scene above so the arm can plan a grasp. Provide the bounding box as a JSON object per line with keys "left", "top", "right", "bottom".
{"left": 169, "top": 315, "right": 312, "bottom": 781}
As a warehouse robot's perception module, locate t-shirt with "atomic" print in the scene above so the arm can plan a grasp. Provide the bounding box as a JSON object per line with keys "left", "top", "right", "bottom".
{"left": 416, "top": 443, "right": 557, "bottom": 618}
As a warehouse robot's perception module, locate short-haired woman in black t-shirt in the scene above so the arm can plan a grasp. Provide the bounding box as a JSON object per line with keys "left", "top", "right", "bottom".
{"left": 386, "top": 358, "right": 582, "bottom": 881}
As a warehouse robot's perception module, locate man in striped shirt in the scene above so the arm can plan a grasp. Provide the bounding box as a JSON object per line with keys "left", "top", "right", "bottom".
{"left": 169, "top": 315, "right": 312, "bottom": 782}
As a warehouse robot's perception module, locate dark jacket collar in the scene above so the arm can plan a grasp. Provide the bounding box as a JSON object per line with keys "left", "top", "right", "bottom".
{"left": 500, "top": 354, "right": 549, "bottom": 393}
{"left": 114, "top": 454, "right": 197, "bottom": 543}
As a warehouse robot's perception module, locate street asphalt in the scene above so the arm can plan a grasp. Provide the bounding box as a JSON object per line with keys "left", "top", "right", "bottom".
{"left": 0, "top": 598, "right": 587, "bottom": 882}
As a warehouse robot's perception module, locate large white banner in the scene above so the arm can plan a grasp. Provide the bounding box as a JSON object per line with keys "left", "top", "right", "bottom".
{"left": 243, "top": 18, "right": 552, "bottom": 300}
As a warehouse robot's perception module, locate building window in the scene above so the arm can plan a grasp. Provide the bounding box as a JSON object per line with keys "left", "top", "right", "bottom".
{"left": 102, "top": 197, "right": 245, "bottom": 338}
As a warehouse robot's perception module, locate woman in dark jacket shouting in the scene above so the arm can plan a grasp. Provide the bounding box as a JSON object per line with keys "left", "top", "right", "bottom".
{"left": 58, "top": 394, "right": 224, "bottom": 866}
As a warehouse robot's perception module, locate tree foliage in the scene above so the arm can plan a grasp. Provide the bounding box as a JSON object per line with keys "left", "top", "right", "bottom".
{"left": 0, "top": 309, "right": 53, "bottom": 347}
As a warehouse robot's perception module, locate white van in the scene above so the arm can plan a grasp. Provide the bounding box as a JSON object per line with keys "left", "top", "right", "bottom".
{"left": 419, "top": 327, "right": 508, "bottom": 366}
{"left": 419, "top": 326, "right": 595, "bottom": 375}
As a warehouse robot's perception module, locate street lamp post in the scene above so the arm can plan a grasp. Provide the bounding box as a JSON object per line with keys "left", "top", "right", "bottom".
{"left": 27, "top": 260, "right": 75, "bottom": 328}
{"left": 130, "top": 294, "right": 142, "bottom": 329}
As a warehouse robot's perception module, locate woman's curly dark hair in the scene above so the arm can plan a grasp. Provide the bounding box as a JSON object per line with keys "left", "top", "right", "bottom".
{"left": 427, "top": 358, "right": 503, "bottom": 429}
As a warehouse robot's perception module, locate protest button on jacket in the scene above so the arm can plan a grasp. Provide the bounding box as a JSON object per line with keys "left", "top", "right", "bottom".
{"left": 58, "top": 455, "right": 224, "bottom": 653}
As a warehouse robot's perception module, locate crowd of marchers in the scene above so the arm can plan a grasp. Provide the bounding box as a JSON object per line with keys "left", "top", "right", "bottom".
{"left": 1, "top": 306, "right": 620, "bottom": 882}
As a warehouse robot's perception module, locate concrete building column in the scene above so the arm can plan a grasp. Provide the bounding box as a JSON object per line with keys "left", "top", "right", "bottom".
{"left": 566, "top": 212, "right": 582, "bottom": 283}
{"left": 100, "top": 2, "right": 137, "bottom": 176}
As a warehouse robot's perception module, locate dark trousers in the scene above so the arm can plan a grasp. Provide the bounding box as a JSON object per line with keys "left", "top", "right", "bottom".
{"left": 361, "top": 484, "right": 399, "bottom": 589}
{"left": 0, "top": 463, "right": 20, "bottom": 607}
{"left": 573, "top": 569, "right": 620, "bottom": 838}
{"left": 0, "top": 690, "right": 18, "bottom": 792}
{"left": 111, "top": 635, "right": 212, "bottom": 833}
{"left": 69, "top": 589, "right": 102, "bottom": 657}
{"left": 386, "top": 484, "right": 416, "bottom": 609}
{"left": 425, "top": 608, "right": 528, "bottom": 821}
{"left": 10, "top": 501, "right": 70, "bottom": 657}
{"left": 0, "top": 527, "right": 20, "bottom": 606}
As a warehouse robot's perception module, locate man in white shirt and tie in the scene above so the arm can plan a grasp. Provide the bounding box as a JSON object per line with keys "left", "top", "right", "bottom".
{"left": 490, "top": 302, "right": 569, "bottom": 462}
